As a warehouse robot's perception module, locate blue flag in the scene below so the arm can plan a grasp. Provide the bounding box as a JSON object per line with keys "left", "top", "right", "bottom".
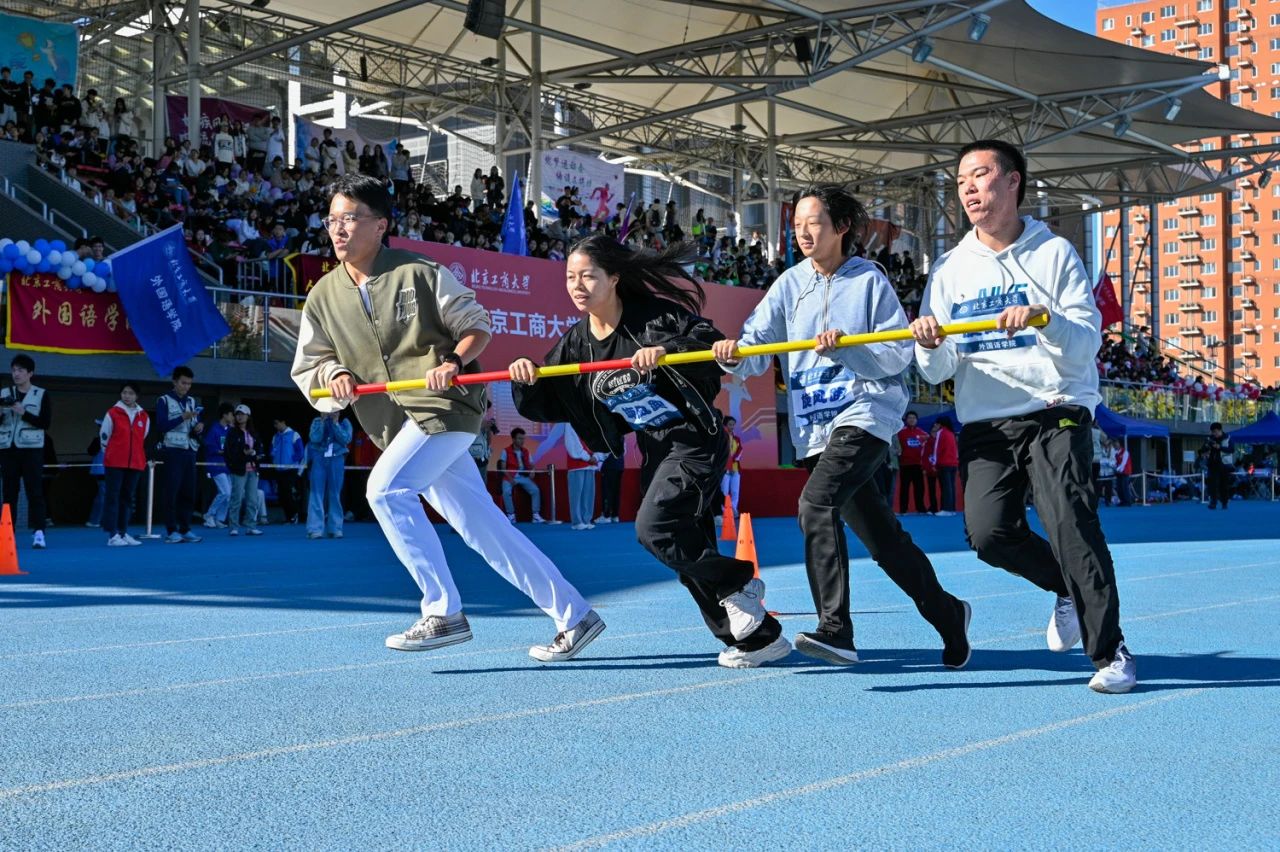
{"left": 109, "top": 225, "right": 232, "bottom": 377}
{"left": 502, "top": 178, "right": 528, "bottom": 256}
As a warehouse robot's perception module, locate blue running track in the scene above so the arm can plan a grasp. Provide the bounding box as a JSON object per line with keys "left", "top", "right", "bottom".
{"left": 0, "top": 502, "right": 1276, "bottom": 849}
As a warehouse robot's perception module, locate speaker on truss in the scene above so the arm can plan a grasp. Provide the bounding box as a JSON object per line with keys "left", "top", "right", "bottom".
{"left": 464, "top": 0, "right": 506, "bottom": 39}
{"left": 792, "top": 35, "right": 813, "bottom": 64}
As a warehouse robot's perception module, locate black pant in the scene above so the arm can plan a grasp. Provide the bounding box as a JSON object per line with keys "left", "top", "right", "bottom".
{"left": 924, "top": 472, "right": 939, "bottom": 514}
{"left": 635, "top": 430, "right": 781, "bottom": 651}
{"left": 160, "top": 447, "right": 197, "bottom": 534}
{"left": 276, "top": 469, "right": 301, "bottom": 521}
{"left": 959, "top": 406, "right": 1124, "bottom": 667}
{"left": 898, "top": 464, "right": 925, "bottom": 513}
{"left": 798, "top": 427, "right": 964, "bottom": 644}
{"left": 874, "top": 463, "right": 895, "bottom": 503}
{"left": 1, "top": 446, "right": 45, "bottom": 531}
{"left": 937, "top": 465, "right": 957, "bottom": 513}
{"left": 600, "top": 465, "right": 623, "bottom": 519}
{"left": 101, "top": 467, "right": 141, "bottom": 536}
{"left": 1208, "top": 465, "right": 1232, "bottom": 508}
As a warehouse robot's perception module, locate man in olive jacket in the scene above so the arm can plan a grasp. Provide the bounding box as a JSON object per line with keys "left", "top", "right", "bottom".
{"left": 291, "top": 174, "right": 603, "bottom": 662}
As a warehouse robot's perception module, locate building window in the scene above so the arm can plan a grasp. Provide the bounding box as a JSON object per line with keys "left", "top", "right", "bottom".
{"left": 1233, "top": 310, "right": 1244, "bottom": 321}
{"left": 1166, "top": 314, "right": 1180, "bottom": 325}
{"left": 1203, "top": 238, "right": 1218, "bottom": 250}
{"left": 1106, "top": 225, "right": 1117, "bottom": 238}
{"left": 1199, "top": 47, "right": 1214, "bottom": 59}
{"left": 1162, "top": 218, "right": 1178, "bottom": 230}
{"left": 1161, "top": 4, "right": 1175, "bottom": 16}
{"left": 1143, "top": 11, "right": 1156, "bottom": 24}
{"left": 1163, "top": 241, "right": 1178, "bottom": 253}
{"left": 1204, "top": 263, "right": 1218, "bottom": 274}
{"left": 1197, "top": 0, "right": 1213, "bottom": 13}
{"left": 1232, "top": 285, "right": 1243, "bottom": 296}
{"left": 1203, "top": 214, "right": 1217, "bottom": 226}
{"left": 1143, "top": 34, "right": 1156, "bottom": 46}
{"left": 1162, "top": 28, "right": 1176, "bottom": 40}
{"left": 1204, "top": 287, "right": 1218, "bottom": 298}
{"left": 1229, "top": 262, "right": 1244, "bottom": 273}
{"left": 1231, "top": 93, "right": 1242, "bottom": 105}
{"left": 1164, "top": 266, "right": 1179, "bottom": 278}
{"left": 1103, "top": 18, "right": 1114, "bottom": 31}
{"left": 1200, "top": 192, "right": 1216, "bottom": 201}
{"left": 1198, "top": 23, "right": 1213, "bottom": 35}
{"left": 1205, "top": 311, "right": 1219, "bottom": 322}
{"left": 1166, "top": 290, "right": 1179, "bottom": 301}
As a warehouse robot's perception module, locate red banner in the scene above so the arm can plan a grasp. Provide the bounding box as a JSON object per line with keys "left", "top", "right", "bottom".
{"left": 5, "top": 273, "right": 142, "bottom": 354}
{"left": 165, "top": 95, "right": 271, "bottom": 148}
{"left": 1094, "top": 272, "right": 1123, "bottom": 328}
{"left": 388, "top": 238, "right": 779, "bottom": 469}
{"left": 287, "top": 253, "right": 340, "bottom": 294}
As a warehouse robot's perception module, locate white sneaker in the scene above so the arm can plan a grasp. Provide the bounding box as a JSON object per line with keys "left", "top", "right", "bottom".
{"left": 529, "top": 610, "right": 606, "bottom": 662}
{"left": 506, "top": 513, "right": 517, "bottom": 523}
{"left": 571, "top": 523, "right": 586, "bottom": 531}
{"left": 1047, "top": 595, "right": 1082, "bottom": 652}
{"left": 1089, "top": 644, "right": 1137, "bottom": 694}
{"left": 123, "top": 534, "right": 142, "bottom": 546}
{"left": 934, "top": 510, "right": 956, "bottom": 517}
{"left": 165, "top": 531, "right": 184, "bottom": 544}
{"left": 107, "top": 534, "right": 128, "bottom": 547}
{"left": 386, "top": 612, "right": 473, "bottom": 651}
{"left": 32, "top": 531, "right": 45, "bottom": 549}
{"left": 593, "top": 516, "right": 610, "bottom": 525}
{"left": 203, "top": 516, "right": 219, "bottom": 528}
{"left": 719, "top": 577, "right": 767, "bottom": 641}
{"left": 718, "top": 635, "right": 792, "bottom": 669}
{"left": 532, "top": 514, "right": 546, "bottom": 524}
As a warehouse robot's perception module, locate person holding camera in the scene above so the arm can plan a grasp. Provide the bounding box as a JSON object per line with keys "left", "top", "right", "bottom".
{"left": 225, "top": 404, "right": 264, "bottom": 537}
{"left": 0, "top": 354, "right": 52, "bottom": 549}
{"left": 154, "top": 365, "right": 205, "bottom": 544}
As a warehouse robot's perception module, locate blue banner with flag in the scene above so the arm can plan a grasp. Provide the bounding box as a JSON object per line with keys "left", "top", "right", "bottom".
{"left": 109, "top": 225, "right": 231, "bottom": 377}
{"left": 501, "top": 178, "right": 528, "bottom": 257}
{"left": 0, "top": 12, "right": 78, "bottom": 86}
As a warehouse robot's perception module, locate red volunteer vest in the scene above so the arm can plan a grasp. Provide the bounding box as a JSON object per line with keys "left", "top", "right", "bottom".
{"left": 104, "top": 406, "right": 149, "bottom": 471}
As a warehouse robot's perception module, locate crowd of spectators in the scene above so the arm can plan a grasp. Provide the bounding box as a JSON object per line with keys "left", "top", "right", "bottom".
{"left": 1097, "top": 335, "right": 1278, "bottom": 401}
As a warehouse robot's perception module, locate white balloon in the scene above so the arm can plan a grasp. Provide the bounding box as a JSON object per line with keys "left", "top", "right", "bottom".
{"left": 14, "top": 240, "right": 29, "bottom": 254}
{"left": 56, "top": 267, "right": 71, "bottom": 280}
{"left": 25, "top": 249, "right": 40, "bottom": 265}
{"left": 47, "top": 251, "right": 62, "bottom": 266}
{"left": 71, "top": 261, "right": 86, "bottom": 276}
{"left": 82, "top": 272, "right": 98, "bottom": 288}
{"left": 0, "top": 239, "right": 11, "bottom": 250}
{"left": 91, "top": 279, "right": 107, "bottom": 293}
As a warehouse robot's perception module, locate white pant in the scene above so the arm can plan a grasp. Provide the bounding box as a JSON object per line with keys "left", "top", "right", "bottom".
{"left": 366, "top": 421, "right": 590, "bottom": 629}
{"left": 721, "top": 471, "right": 741, "bottom": 514}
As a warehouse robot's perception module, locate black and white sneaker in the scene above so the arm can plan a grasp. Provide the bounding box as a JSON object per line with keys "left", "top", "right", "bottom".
{"left": 385, "top": 612, "right": 473, "bottom": 651}
{"left": 718, "top": 635, "right": 792, "bottom": 669}
{"left": 719, "top": 578, "right": 767, "bottom": 641}
{"left": 943, "top": 600, "right": 972, "bottom": 669}
{"left": 528, "top": 610, "right": 606, "bottom": 662}
{"left": 794, "top": 631, "right": 859, "bottom": 665}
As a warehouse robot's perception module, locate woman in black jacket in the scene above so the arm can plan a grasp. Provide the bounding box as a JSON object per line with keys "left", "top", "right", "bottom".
{"left": 509, "top": 235, "right": 789, "bottom": 669}
{"left": 223, "top": 404, "right": 264, "bottom": 536}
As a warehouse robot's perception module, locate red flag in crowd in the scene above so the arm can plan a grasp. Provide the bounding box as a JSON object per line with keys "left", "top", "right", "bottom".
{"left": 1093, "top": 272, "right": 1123, "bottom": 328}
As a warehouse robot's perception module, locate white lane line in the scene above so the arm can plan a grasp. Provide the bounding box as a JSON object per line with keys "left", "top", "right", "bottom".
{"left": 0, "top": 619, "right": 808, "bottom": 710}
{"left": 0, "top": 620, "right": 404, "bottom": 660}
{"left": 0, "top": 672, "right": 788, "bottom": 800}
{"left": 551, "top": 688, "right": 1208, "bottom": 851}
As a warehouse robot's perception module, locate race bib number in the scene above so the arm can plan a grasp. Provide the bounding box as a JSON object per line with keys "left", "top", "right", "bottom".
{"left": 952, "top": 290, "right": 1038, "bottom": 354}
{"left": 789, "top": 364, "right": 857, "bottom": 427}
{"left": 592, "top": 369, "right": 684, "bottom": 430}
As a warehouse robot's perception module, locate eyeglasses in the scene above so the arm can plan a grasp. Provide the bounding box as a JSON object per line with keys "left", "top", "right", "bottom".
{"left": 322, "top": 213, "right": 372, "bottom": 231}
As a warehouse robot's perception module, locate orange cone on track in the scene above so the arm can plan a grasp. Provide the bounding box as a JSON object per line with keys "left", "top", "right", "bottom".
{"left": 734, "top": 512, "right": 757, "bottom": 574}
{"left": 0, "top": 504, "right": 26, "bottom": 576}
{"left": 719, "top": 495, "right": 736, "bottom": 541}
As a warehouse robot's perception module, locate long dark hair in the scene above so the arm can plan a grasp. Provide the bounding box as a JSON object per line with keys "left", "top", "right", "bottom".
{"left": 568, "top": 234, "right": 705, "bottom": 314}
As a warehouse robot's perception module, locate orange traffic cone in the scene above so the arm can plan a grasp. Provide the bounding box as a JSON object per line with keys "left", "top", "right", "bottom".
{"left": 0, "top": 504, "right": 26, "bottom": 576}
{"left": 734, "top": 512, "right": 757, "bottom": 574}
{"left": 719, "top": 495, "right": 737, "bottom": 541}
{"left": 735, "top": 512, "right": 773, "bottom": 613}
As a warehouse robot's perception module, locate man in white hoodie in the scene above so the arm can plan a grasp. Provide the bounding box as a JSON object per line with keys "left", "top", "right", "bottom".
{"left": 714, "top": 185, "right": 971, "bottom": 669}
{"left": 909, "top": 139, "right": 1136, "bottom": 694}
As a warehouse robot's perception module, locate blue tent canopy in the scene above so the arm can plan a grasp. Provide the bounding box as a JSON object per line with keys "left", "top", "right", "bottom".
{"left": 916, "top": 408, "right": 961, "bottom": 433}
{"left": 1229, "top": 410, "right": 1280, "bottom": 443}
{"left": 1094, "top": 404, "right": 1169, "bottom": 440}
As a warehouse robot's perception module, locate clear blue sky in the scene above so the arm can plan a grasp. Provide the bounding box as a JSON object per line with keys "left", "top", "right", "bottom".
{"left": 1026, "top": 0, "right": 1098, "bottom": 35}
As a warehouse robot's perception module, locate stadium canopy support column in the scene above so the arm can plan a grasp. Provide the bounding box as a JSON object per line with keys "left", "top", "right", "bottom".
{"left": 1149, "top": 201, "right": 1160, "bottom": 341}
{"left": 495, "top": 39, "right": 507, "bottom": 171}
{"left": 766, "top": 101, "right": 778, "bottom": 261}
{"left": 1120, "top": 190, "right": 1131, "bottom": 329}
{"left": 151, "top": 0, "right": 169, "bottom": 156}
{"left": 932, "top": 170, "right": 948, "bottom": 272}
{"left": 1082, "top": 204, "right": 1095, "bottom": 283}
{"left": 528, "top": 0, "right": 541, "bottom": 217}
{"left": 187, "top": 0, "right": 201, "bottom": 153}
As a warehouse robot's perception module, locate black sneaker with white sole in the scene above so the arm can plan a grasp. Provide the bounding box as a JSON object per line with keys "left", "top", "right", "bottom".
{"left": 385, "top": 612, "right": 473, "bottom": 651}
{"left": 942, "top": 599, "right": 972, "bottom": 669}
{"left": 794, "top": 631, "right": 859, "bottom": 665}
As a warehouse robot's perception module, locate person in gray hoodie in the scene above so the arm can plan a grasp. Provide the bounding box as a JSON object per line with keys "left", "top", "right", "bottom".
{"left": 713, "top": 185, "right": 970, "bottom": 669}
